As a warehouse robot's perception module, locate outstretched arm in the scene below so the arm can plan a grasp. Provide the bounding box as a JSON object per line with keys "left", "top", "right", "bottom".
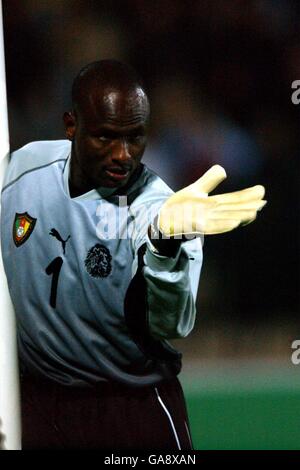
{"left": 130, "top": 165, "right": 266, "bottom": 341}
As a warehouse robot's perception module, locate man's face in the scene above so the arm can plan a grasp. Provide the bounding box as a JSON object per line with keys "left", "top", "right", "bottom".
{"left": 66, "top": 86, "right": 149, "bottom": 190}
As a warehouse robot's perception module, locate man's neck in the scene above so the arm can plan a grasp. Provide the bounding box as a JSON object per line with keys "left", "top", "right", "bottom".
{"left": 69, "top": 152, "right": 93, "bottom": 198}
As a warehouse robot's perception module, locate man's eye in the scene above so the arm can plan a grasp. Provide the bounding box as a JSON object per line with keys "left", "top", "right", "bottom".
{"left": 98, "top": 136, "right": 110, "bottom": 143}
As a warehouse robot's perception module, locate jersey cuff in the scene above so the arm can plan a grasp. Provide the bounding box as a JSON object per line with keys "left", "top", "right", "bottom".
{"left": 145, "top": 236, "right": 182, "bottom": 271}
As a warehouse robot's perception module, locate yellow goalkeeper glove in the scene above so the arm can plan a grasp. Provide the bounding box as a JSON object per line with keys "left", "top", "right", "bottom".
{"left": 158, "top": 165, "right": 267, "bottom": 237}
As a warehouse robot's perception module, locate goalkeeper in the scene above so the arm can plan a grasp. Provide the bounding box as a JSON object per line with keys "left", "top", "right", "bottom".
{"left": 1, "top": 60, "right": 266, "bottom": 449}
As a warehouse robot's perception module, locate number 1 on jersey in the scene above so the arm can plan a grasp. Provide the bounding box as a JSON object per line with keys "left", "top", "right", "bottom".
{"left": 45, "top": 257, "right": 63, "bottom": 308}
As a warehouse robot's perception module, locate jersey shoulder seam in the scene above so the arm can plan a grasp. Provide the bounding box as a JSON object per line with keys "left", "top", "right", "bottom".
{"left": 1, "top": 158, "right": 67, "bottom": 194}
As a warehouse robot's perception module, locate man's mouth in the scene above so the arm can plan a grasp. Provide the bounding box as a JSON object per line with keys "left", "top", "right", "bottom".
{"left": 104, "top": 166, "right": 131, "bottom": 181}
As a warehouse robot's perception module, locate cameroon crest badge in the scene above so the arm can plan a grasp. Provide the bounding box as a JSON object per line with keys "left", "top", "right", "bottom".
{"left": 13, "top": 212, "right": 37, "bottom": 247}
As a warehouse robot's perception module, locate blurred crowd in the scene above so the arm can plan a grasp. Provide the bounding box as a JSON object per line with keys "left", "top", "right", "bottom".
{"left": 3, "top": 0, "right": 299, "bottom": 326}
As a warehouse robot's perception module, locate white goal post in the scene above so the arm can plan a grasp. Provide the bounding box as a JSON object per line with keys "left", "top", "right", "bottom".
{"left": 0, "top": 0, "right": 21, "bottom": 450}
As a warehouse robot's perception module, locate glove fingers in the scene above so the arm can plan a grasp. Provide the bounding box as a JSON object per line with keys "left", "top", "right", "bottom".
{"left": 194, "top": 165, "right": 227, "bottom": 194}
{"left": 209, "top": 209, "right": 257, "bottom": 221}
{"left": 213, "top": 200, "right": 267, "bottom": 212}
{"left": 209, "top": 185, "right": 265, "bottom": 204}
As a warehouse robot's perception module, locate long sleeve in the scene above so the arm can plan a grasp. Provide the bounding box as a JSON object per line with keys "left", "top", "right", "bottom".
{"left": 142, "top": 236, "right": 202, "bottom": 339}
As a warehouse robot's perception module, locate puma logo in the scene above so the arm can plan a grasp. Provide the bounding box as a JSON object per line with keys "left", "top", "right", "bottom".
{"left": 49, "top": 228, "right": 71, "bottom": 254}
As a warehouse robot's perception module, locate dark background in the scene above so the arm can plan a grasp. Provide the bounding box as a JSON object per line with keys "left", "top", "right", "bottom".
{"left": 3, "top": 0, "right": 299, "bottom": 345}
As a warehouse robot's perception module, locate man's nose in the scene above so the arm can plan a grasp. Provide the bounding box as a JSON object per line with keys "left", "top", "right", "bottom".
{"left": 112, "top": 139, "right": 131, "bottom": 162}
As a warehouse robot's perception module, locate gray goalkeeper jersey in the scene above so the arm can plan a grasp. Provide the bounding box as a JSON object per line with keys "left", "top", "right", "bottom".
{"left": 1, "top": 140, "right": 202, "bottom": 387}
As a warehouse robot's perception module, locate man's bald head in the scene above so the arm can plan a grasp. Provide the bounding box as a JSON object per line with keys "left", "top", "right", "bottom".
{"left": 72, "top": 60, "right": 148, "bottom": 115}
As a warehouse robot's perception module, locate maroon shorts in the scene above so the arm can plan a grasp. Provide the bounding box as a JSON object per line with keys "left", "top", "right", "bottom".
{"left": 20, "top": 375, "right": 193, "bottom": 450}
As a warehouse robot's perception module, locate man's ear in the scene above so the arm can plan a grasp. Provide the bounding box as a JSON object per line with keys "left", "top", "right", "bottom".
{"left": 63, "top": 111, "right": 76, "bottom": 141}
